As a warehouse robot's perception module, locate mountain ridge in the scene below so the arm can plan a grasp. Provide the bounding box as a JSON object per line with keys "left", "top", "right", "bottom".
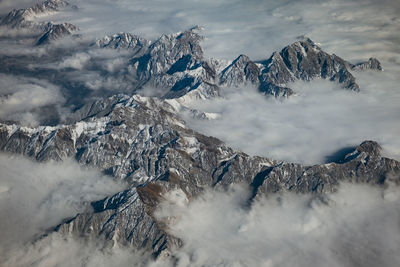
{"left": 95, "top": 28, "right": 382, "bottom": 100}
{"left": 1, "top": 93, "right": 399, "bottom": 256}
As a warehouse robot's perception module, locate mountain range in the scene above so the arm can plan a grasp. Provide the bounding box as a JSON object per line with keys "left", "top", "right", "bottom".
{"left": 0, "top": 0, "right": 398, "bottom": 262}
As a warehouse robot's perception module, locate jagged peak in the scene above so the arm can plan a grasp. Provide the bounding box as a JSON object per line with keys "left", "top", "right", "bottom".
{"left": 340, "top": 140, "right": 382, "bottom": 163}
{"left": 35, "top": 0, "right": 70, "bottom": 9}
{"left": 351, "top": 57, "right": 383, "bottom": 71}
{"left": 97, "top": 32, "right": 150, "bottom": 49}
{"left": 21, "top": 0, "right": 71, "bottom": 17}
{"left": 232, "top": 54, "right": 252, "bottom": 64}
{"left": 175, "top": 25, "right": 204, "bottom": 37}
{"left": 281, "top": 37, "right": 322, "bottom": 57}
{"left": 218, "top": 53, "right": 260, "bottom": 87}
{"left": 36, "top": 22, "right": 78, "bottom": 45}
{"left": 154, "top": 26, "right": 204, "bottom": 46}
{"left": 258, "top": 37, "right": 360, "bottom": 97}
{"left": 295, "top": 36, "right": 320, "bottom": 46}
{"left": 141, "top": 26, "right": 205, "bottom": 73}
{"left": 356, "top": 140, "right": 382, "bottom": 157}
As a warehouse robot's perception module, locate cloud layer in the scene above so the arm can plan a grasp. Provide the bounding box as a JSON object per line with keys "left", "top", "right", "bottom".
{"left": 1, "top": 0, "right": 399, "bottom": 64}
{"left": 182, "top": 66, "right": 400, "bottom": 164}
{"left": 24, "top": 0, "right": 400, "bottom": 62}
{"left": 4, "top": 176, "right": 399, "bottom": 267}
{"left": 155, "top": 183, "right": 400, "bottom": 267}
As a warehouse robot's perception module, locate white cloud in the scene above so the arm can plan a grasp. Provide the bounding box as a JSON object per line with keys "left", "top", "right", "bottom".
{"left": 2, "top": 232, "right": 154, "bottom": 267}
{"left": 181, "top": 66, "right": 400, "bottom": 164}
{"left": 29, "top": 0, "right": 398, "bottom": 63}
{"left": 58, "top": 52, "right": 91, "bottom": 70}
{"left": 4, "top": 173, "right": 399, "bottom": 267}
{"left": 1, "top": 0, "right": 400, "bottom": 63}
{"left": 0, "top": 153, "right": 126, "bottom": 261}
{"left": 155, "top": 183, "right": 400, "bottom": 267}
{"left": 0, "top": 74, "right": 65, "bottom": 126}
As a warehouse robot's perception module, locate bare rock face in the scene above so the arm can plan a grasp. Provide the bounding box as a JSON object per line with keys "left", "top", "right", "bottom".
{"left": 252, "top": 142, "right": 399, "bottom": 196}
{"left": 0, "top": 2, "right": 383, "bottom": 100}
{"left": 130, "top": 26, "right": 218, "bottom": 99}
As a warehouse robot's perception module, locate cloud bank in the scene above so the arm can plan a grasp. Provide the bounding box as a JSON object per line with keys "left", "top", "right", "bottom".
{"left": 0, "top": 153, "right": 126, "bottom": 262}
{"left": 182, "top": 66, "right": 400, "bottom": 164}
{"left": 3, "top": 177, "right": 399, "bottom": 267}
{"left": 1, "top": 0, "right": 399, "bottom": 68}
{"left": 27, "top": 0, "right": 400, "bottom": 62}
{"left": 155, "top": 183, "right": 400, "bottom": 267}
